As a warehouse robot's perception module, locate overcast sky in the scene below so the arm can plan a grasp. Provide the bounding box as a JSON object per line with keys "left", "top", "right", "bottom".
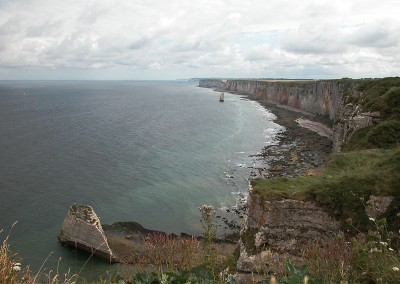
{"left": 0, "top": 0, "right": 399, "bottom": 80}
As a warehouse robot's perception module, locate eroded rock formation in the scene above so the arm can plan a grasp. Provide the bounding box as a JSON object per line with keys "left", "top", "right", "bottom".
{"left": 58, "top": 205, "right": 117, "bottom": 262}
{"left": 237, "top": 190, "right": 343, "bottom": 273}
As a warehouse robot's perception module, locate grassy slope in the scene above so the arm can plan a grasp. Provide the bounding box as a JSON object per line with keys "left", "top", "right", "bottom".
{"left": 252, "top": 77, "right": 400, "bottom": 233}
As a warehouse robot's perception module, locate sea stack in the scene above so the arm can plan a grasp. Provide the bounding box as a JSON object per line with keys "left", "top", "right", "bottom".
{"left": 58, "top": 205, "right": 117, "bottom": 262}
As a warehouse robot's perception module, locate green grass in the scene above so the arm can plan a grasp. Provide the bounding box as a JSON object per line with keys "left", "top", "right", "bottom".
{"left": 357, "top": 77, "right": 400, "bottom": 117}
{"left": 343, "top": 119, "right": 400, "bottom": 151}
{"left": 251, "top": 146, "right": 400, "bottom": 233}
{"left": 341, "top": 77, "right": 400, "bottom": 151}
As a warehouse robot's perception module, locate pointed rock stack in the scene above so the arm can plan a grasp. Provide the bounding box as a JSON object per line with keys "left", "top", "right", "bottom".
{"left": 58, "top": 205, "right": 117, "bottom": 262}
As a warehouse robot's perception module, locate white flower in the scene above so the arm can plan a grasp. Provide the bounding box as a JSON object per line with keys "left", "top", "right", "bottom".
{"left": 389, "top": 248, "right": 395, "bottom": 252}
{"left": 12, "top": 263, "right": 21, "bottom": 272}
{"left": 369, "top": 217, "right": 375, "bottom": 222}
{"left": 198, "top": 205, "right": 215, "bottom": 216}
{"left": 392, "top": 267, "right": 399, "bottom": 272}
{"left": 160, "top": 273, "right": 170, "bottom": 284}
{"left": 380, "top": 241, "right": 388, "bottom": 247}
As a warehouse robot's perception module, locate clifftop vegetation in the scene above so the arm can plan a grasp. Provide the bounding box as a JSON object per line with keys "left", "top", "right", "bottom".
{"left": 344, "top": 77, "right": 400, "bottom": 151}
{"left": 252, "top": 77, "right": 400, "bottom": 233}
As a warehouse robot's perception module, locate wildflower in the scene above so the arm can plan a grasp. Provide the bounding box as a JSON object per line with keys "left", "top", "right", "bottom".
{"left": 392, "top": 267, "right": 399, "bottom": 272}
{"left": 160, "top": 273, "right": 170, "bottom": 284}
{"left": 198, "top": 205, "right": 215, "bottom": 216}
{"left": 389, "top": 248, "right": 395, "bottom": 252}
{"left": 370, "top": 247, "right": 381, "bottom": 253}
{"left": 12, "top": 262, "right": 21, "bottom": 272}
{"left": 380, "top": 241, "right": 388, "bottom": 247}
{"left": 369, "top": 217, "right": 375, "bottom": 222}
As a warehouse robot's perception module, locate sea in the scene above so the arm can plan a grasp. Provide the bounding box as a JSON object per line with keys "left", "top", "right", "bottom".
{"left": 0, "top": 80, "right": 284, "bottom": 278}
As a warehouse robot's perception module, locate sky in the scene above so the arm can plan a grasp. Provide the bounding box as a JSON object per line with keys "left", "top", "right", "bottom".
{"left": 0, "top": 0, "right": 399, "bottom": 80}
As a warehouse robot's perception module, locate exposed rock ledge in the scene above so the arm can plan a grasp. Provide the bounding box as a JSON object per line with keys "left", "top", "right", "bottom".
{"left": 237, "top": 192, "right": 344, "bottom": 273}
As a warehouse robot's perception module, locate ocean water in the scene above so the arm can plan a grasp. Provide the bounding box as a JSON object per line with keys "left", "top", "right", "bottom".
{"left": 0, "top": 80, "right": 283, "bottom": 276}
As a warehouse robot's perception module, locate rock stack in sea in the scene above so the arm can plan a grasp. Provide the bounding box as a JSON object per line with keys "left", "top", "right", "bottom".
{"left": 58, "top": 204, "right": 117, "bottom": 262}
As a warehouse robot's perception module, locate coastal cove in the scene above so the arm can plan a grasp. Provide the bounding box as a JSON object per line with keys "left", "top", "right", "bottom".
{"left": 51, "top": 84, "right": 335, "bottom": 273}
{"left": 0, "top": 80, "right": 283, "bottom": 276}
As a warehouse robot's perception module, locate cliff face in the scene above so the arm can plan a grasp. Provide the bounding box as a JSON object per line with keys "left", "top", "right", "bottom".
{"left": 199, "top": 79, "right": 356, "bottom": 120}
{"left": 237, "top": 191, "right": 343, "bottom": 273}
{"left": 199, "top": 79, "right": 378, "bottom": 151}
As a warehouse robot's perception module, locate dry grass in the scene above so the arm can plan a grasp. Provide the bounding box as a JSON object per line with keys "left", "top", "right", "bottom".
{"left": 0, "top": 223, "right": 100, "bottom": 284}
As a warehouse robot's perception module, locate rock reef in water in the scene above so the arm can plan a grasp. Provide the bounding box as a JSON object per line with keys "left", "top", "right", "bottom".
{"left": 58, "top": 205, "right": 117, "bottom": 262}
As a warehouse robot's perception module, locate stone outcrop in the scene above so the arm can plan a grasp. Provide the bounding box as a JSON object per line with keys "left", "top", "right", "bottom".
{"left": 58, "top": 205, "right": 117, "bottom": 262}
{"left": 332, "top": 103, "right": 381, "bottom": 151}
{"left": 237, "top": 191, "right": 343, "bottom": 273}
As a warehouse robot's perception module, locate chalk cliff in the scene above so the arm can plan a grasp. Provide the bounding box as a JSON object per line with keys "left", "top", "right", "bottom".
{"left": 58, "top": 205, "right": 117, "bottom": 262}
{"left": 199, "top": 79, "right": 378, "bottom": 151}
{"left": 199, "top": 79, "right": 352, "bottom": 119}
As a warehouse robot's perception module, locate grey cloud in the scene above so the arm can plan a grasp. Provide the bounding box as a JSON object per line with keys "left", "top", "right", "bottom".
{"left": 26, "top": 21, "right": 63, "bottom": 37}
{"left": 78, "top": 3, "right": 109, "bottom": 25}
{"left": 128, "top": 37, "right": 151, "bottom": 50}
{"left": 0, "top": 0, "right": 399, "bottom": 79}
{"left": 350, "top": 24, "right": 400, "bottom": 48}
{"left": 0, "top": 16, "right": 24, "bottom": 35}
{"left": 281, "top": 22, "right": 348, "bottom": 55}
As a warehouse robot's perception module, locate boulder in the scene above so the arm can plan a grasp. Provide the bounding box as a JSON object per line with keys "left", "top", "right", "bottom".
{"left": 58, "top": 205, "right": 117, "bottom": 262}
{"left": 365, "top": 195, "right": 394, "bottom": 220}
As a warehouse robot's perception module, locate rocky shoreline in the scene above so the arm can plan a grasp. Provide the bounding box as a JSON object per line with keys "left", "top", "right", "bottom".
{"left": 213, "top": 92, "right": 333, "bottom": 236}
{"left": 252, "top": 98, "right": 332, "bottom": 179}
{"left": 107, "top": 93, "right": 334, "bottom": 247}
{"left": 58, "top": 90, "right": 334, "bottom": 266}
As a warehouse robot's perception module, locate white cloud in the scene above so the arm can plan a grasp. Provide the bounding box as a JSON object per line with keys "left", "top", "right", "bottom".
{"left": 0, "top": 0, "right": 399, "bottom": 79}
